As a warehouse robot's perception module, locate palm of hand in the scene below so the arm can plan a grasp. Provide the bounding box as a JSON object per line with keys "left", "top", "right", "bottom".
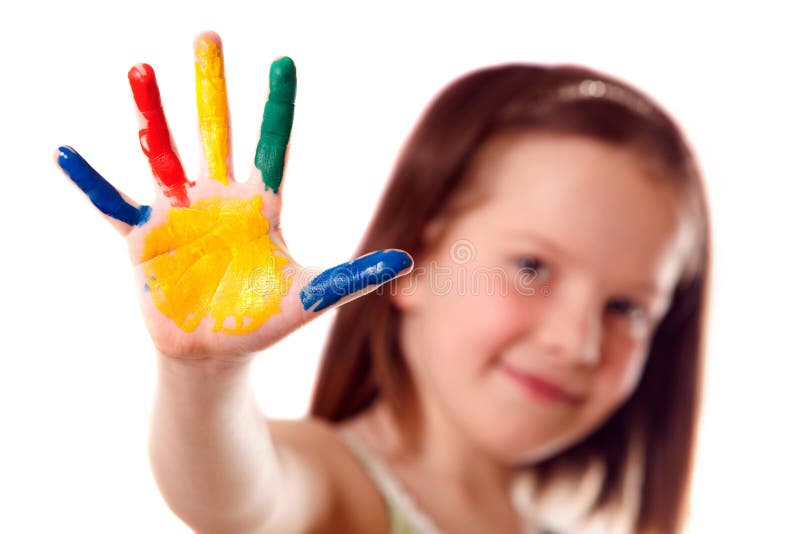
{"left": 56, "top": 33, "right": 412, "bottom": 359}
{"left": 135, "top": 188, "right": 288, "bottom": 335}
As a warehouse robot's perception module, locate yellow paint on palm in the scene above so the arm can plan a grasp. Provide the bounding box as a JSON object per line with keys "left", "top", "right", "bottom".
{"left": 141, "top": 195, "right": 292, "bottom": 333}
{"left": 195, "top": 37, "right": 230, "bottom": 184}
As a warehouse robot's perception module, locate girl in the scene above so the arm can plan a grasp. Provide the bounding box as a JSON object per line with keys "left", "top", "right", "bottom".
{"left": 56, "top": 31, "right": 711, "bottom": 534}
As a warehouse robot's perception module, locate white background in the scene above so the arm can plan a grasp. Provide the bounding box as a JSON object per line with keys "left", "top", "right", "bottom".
{"left": 1, "top": 1, "right": 798, "bottom": 532}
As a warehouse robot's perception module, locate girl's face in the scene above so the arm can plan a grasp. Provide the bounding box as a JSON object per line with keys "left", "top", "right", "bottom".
{"left": 394, "top": 131, "right": 692, "bottom": 464}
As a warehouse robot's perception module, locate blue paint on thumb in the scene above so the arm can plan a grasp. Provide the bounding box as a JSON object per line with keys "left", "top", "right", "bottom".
{"left": 299, "top": 249, "right": 413, "bottom": 312}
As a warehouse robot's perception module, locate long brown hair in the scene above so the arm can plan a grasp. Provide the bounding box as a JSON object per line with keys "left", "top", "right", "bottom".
{"left": 310, "top": 63, "right": 712, "bottom": 533}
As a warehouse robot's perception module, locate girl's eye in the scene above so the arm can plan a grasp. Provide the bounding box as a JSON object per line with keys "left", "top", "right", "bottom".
{"left": 606, "top": 298, "right": 647, "bottom": 320}
{"left": 516, "top": 257, "right": 551, "bottom": 279}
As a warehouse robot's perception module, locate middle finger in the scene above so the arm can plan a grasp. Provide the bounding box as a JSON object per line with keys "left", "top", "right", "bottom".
{"left": 194, "top": 31, "right": 232, "bottom": 185}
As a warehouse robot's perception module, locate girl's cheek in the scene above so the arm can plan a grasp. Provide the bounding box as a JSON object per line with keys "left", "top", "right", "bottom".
{"left": 461, "top": 288, "right": 530, "bottom": 349}
{"left": 594, "top": 337, "right": 649, "bottom": 401}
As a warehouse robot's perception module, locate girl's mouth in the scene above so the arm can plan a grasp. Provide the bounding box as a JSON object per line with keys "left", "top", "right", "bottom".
{"left": 498, "top": 363, "right": 583, "bottom": 405}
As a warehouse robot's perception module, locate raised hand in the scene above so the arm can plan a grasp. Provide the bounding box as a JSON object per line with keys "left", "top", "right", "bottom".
{"left": 55, "top": 32, "right": 413, "bottom": 361}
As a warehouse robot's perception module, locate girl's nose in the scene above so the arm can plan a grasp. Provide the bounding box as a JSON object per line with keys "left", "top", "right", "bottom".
{"left": 530, "top": 289, "right": 602, "bottom": 366}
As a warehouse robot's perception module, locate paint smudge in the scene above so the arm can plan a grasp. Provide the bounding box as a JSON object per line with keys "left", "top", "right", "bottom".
{"left": 255, "top": 56, "right": 295, "bottom": 194}
{"left": 57, "top": 146, "right": 151, "bottom": 226}
{"left": 141, "top": 195, "right": 292, "bottom": 333}
{"left": 128, "top": 63, "right": 192, "bottom": 207}
{"left": 195, "top": 36, "right": 230, "bottom": 184}
{"left": 300, "top": 249, "right": 413, "bottom": 312}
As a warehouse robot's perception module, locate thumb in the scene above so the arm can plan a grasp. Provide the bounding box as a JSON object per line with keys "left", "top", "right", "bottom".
{"left": 299, "top": 249, "right": 414, "bottom": 313}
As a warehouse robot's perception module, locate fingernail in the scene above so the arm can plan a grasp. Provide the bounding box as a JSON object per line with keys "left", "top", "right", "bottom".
{"left": 268, "top": 56, "right": 296, "bottom": 103}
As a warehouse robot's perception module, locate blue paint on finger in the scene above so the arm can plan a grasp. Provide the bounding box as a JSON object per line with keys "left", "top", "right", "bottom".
{"left": 57, "top": 146, "right": 151, "bottom": 226}
{"left": 300, "top": 249, "right": 413, "bottom": 312}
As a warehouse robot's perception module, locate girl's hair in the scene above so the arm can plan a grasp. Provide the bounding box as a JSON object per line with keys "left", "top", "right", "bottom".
{"left": 310, "top": 63, "right": 712, "bottom": 533}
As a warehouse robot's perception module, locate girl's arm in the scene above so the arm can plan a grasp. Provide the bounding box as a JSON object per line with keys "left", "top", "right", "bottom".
{"left": 56, "top": 31, "right": 410, "bottom": 533}
{"left": 149, "top": 353, "right": 369, "bottom": 533}
{"left": 148, "top": 353, "right": 279, "bottom": 532}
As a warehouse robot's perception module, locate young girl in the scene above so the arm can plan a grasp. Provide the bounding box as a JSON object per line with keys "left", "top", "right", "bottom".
{"left": 56, "top": 31, "right": 711, "bottom": 534}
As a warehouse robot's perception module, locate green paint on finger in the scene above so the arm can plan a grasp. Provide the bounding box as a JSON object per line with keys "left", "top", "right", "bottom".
{"left": 255, "top": 56, "right": 296, "bottom": 193}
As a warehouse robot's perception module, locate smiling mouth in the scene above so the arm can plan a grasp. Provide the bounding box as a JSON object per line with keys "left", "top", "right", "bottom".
{"left": 499, "top": 363, "right": 584, "bottom": 405}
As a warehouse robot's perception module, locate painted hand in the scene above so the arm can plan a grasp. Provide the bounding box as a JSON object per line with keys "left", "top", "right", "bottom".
{"left": 55, "top": 32, "right": 413, "bottom": 359}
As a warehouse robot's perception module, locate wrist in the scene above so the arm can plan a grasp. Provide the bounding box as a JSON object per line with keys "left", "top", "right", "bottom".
{"left": 156, "top": 350, "right": 255, "bottom": 377}
{"left": 155, "top": 351, "right": 256, "bottom": 407}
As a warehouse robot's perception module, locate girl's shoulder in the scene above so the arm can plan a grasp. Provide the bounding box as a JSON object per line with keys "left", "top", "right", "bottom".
{"left": 265, "top": 417, "right": 389, "bottom": 534}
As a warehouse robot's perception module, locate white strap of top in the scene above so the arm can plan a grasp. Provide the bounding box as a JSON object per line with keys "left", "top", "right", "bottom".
{"left": 339, "top": 430, "right": 445, "bottom": 534}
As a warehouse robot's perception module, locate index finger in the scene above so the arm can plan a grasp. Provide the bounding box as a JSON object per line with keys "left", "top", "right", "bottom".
{"left": 254, "top": 56, "right": 296, "bottom": 194}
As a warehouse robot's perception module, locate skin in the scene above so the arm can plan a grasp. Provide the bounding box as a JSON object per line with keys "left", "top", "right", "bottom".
{"left": 55, "top": 30, "right": 416, "bottom": 533}
{"left": 55, "top": 31, "right": 691, "bottom": 534}
{"left": 56, "top": 31, "right": 412, "bottom": 358}
{"left": 337, "top": 130, "right": 694, "bottom": 532}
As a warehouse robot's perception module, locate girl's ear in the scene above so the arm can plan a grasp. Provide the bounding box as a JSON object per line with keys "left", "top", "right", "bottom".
{"left": 388, "top": 269, "right": 420, "bottom": 312}
{"left": 421, "top": 216, "right": 447, "bottom": 248}
{"left": 389, "top": 216, "right": 448, "bottom": 312}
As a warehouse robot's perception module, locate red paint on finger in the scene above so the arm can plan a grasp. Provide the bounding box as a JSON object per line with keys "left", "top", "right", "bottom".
{"left": 128, "top": 64, "right": 191, "bottom": 207}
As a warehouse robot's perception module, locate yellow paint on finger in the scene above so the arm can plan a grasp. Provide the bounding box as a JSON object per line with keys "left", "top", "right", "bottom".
{"left": 195, "top": 37, "right": 230, "bottom": 184}
{"left": 141, "top": 195, "right": 292, "bottom": 333}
